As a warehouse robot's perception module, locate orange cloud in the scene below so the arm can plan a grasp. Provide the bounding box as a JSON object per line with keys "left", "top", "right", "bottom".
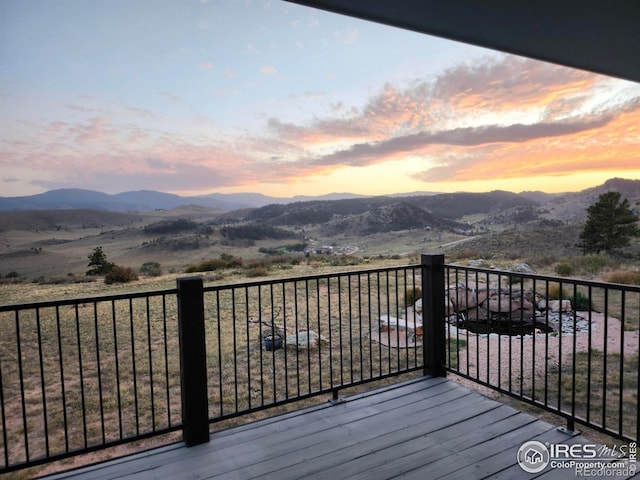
{"left": 424, "top": 105, "right": 640, "bottom": 182}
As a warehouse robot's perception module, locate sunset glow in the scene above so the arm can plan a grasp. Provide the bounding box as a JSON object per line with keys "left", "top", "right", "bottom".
{"left": 1, "top": 0, "right": 639, "bottom": 198}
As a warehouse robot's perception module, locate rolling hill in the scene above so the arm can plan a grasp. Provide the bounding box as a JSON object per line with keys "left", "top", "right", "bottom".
{"left": 1, "top": 178, "right": 639, "bottom": 279}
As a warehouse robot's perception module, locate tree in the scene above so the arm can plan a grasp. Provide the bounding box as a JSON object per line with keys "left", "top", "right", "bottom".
{"left": 87, "top": 246, "right": 114, "bottom": 275}
{"left": 578, "top": 192, "right": 639, "bottom": 254}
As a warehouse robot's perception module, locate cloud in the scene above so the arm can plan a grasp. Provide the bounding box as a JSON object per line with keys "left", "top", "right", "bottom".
{"left": 306, "top": 117, "right": 613, "bottom": 168}
{"left": 412, "top": 106, "right": 640, "bottom": 182}
{"left": 333, "top": 28, "right": 359, "bottom": 44}
{"left": 262, "top": 54, "right": 640, "bottom": 185}
{"left": 68, "top": 117, "right": 114, "bottom": 143}
{"left": 199, "top": 60, "right": 214, "bottom": 71}
{"left": 5, "top": 52, "right": 639, "bottom": 196}
{"left": 266, "top": 117, "right": 369, "bottom": 144}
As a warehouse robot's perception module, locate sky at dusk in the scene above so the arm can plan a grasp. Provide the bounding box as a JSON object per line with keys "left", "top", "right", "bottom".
{"left": 1, "top": 0, "right": 639, "bottom": 199}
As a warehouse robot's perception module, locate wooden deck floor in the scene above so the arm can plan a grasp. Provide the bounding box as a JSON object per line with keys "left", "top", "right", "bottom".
{"left": 41, "top": 377, "right": 637, "bottom": 480}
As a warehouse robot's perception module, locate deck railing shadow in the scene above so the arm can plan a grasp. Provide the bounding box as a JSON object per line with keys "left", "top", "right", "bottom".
{"left": 0, "top": 254, "right": 638, "bottom": 474}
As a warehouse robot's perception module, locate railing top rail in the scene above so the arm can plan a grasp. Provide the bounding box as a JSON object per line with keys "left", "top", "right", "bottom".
{"left": 0, "top": 286, "right": 178, "bottom": 312}
{"left": 445, "top": 263, "right": 640, "bottom": 292}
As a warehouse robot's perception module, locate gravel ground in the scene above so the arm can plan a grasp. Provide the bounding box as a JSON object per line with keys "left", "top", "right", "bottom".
{"left": 449, "top": 311, "right": 639, "bottom": 392}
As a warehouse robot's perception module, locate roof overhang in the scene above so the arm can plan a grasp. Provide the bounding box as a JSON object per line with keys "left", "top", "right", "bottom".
{"left": 286, "top": 0, "right": 640, "bottom": 83}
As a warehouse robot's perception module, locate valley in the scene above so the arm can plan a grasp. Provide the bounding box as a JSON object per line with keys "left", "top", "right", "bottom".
{"left": 1, "top": 178, "right": 639, "bottom": 283}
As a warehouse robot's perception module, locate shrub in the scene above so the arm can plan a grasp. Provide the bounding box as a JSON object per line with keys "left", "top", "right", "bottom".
{"left": 244, "top": 258, "right": 270, "bottom": 270}
{"left": 185, "top": 258, "right": 226, "bottom": 273}
{"left": 140, "top": 261, "right": 162, "bottom": 276}
{"left": 105, "top": 266, "right": 138, "bottom": 284}
{"left": 534, "top": 255, "right": 557, "bottom": 268}
{"left": 220, "top": 253, "right": 243, "bottom": 268}
{"left": 328, "top": 255, "right": 362, "bottom": 266}
{"left": 405, "top": 287, "right": 422, "bottom": 307}
{"left": 572, "top": 290, "right": 592, "bottom": 311}
{"left": 184, "top": 254, "right": 243, "bottom": 273}
{"left": 603, "top": 271, "right": 640, "bottom": 285}
{"left": 573, "top": 254, "right": 613, "bottom": 275}
{"left": 554, "top": 263, "right": 574, "bottom": 277}
{"left": 546, "top": 284, "right": 591, "bottom": 310}
{"left": 245, "top": 267, "right": 269, "bottom": 277}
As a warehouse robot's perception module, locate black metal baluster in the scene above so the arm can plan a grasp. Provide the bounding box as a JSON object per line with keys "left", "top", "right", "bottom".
{"left": 145, "top": 297, "right": 155, "bottom": 432}
{"left": 15, "top": 310, "right": 29, "bottom": 460}
{"left": 128, "top": 298, "right": 139, "bottom": 437}
{"left": 111, "top": 301, "right": 123, "bottom": 440}
{"left": 161, "top": 294, "right": 171, "bottom": 427}
{"left": 55, "top": 305, "right": 69, "bottom": 451}
{"left": 0, "top": 359, "right": 8, "bottom": 468}
{"left": 74, "top": 304, "right": 88, "bottom": 447}
{"left": 35, "top": 308, "right": 49, "bottom": 456}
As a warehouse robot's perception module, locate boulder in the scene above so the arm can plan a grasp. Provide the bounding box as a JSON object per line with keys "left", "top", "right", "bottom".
{"left": 285, "top": 330, "right": 327, "bottom": 350}
{"left": 447, "top": 286, "right": 477, "bottom": 311}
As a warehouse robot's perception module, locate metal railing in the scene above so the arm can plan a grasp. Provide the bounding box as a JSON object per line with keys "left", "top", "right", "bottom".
{"left": 177, "top": 263, "right": 428, "bottom": 445}
{"left": 1, "top": 254, "right": 638, "bottom": 474}
{"left": 0, "top": 289, "right": 183, "bottom": 473}
{"left": 202, "top": 265, "right": 424, "bottom": 419}
{"left": 443, "top": 263, "right": 640, "bottom": 443}
{"left": 0, "top": 262, "right": 427, "bottom": 473}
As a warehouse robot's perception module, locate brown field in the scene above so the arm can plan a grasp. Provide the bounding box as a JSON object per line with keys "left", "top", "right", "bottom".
{"left": 0, "top": 206, "right": 472, "bottom": 282}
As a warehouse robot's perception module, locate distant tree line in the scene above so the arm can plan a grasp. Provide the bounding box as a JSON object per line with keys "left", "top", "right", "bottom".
{"left": 220, "top": 223, "right": 297, "bottom": 241}
{"left": 143, "top": 219, "right": 212, "bottom": 235}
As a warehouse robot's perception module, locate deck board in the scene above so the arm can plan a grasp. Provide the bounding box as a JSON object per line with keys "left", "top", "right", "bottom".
{"left": 39, "top": 377, "right": 637, "bottom": 480}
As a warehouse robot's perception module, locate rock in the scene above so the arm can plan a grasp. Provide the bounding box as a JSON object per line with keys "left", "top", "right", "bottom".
{"left": 537, "top": 299, "right": 572, "bottom": 312}
{"left": 285, "top": 330, "right": 327, "bottom": 350}
{"left": 414, "top": 298, "right": 423, "bottom": 315}
{"left": 507, "top": 263, "right": 535, "bottom": 274}
{"left": 447, "top": 286, "right": 477, "bottom": 311}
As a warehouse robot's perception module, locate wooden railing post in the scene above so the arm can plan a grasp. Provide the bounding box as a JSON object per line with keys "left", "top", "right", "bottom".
{"left": 421, "top": 253, "right": 446, "bottom": 377}
{"left": 177, "top": 276, "right": 209, "bottom": 446}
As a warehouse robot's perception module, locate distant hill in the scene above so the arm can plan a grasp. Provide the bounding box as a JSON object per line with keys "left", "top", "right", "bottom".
{"left": 211, "top": 191, "right": 543, "bottom": 235}
{"left": 1, "top": 179, "right": 639, "bottom": 222}
{"left": 0, "top": 209, "right": 141, "bottom": 232}
{"left": 0, "top": 188, "right": 363, "bottom": 212}
{"left": 2, "top": 178, "right": 639, "bottom": 279}
{"left": 539, "top": 178, "right": 640, "bottom": 223}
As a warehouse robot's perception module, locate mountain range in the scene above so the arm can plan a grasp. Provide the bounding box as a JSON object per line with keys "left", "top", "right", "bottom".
{"left": 0, "top": 188, "right": 366, "bottom": 212}
{"left": 0, "top": 178, "right": 638, "bottom": 226}
{"left": 1, "top": 178, "right": 639, "bottom": 279}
